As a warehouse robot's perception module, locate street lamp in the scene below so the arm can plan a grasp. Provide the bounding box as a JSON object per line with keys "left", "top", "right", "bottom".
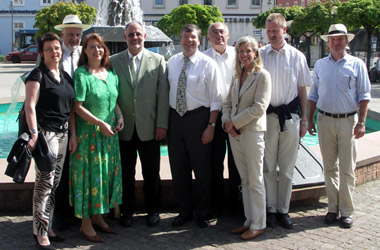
{"left": 9, "top": 1, "right": 14, "bottom": 52}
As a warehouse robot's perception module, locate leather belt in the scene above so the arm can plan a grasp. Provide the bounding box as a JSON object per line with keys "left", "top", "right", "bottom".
{"left": 319, "top": 109, "right": 357, "bottom": 118}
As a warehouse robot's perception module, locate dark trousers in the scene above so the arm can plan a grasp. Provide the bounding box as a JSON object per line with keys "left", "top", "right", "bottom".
{"left": 210, "top": 113, "right": 241, "bottom": 213}
{"left": 119, "top": 129, "right": 161, "bottom": 215}
{"left": 54, "top": 144, "right": 74, "bottom": 219}
{"left": 167, "top": 107, "right": 211, "bottom": 218}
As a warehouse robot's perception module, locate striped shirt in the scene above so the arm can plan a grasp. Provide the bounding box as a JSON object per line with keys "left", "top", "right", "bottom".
{"left": 260, "top": 42, "right": 311, "bottom": 107}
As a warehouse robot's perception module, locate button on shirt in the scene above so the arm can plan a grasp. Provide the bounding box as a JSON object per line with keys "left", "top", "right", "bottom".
{"left": 203, "top": 45, "right": 235, "bottom": 101}
{"left": 168, "top": 50, "right": 224, "bottom": 112}
{"left": 61, "top": 43, "right": 81, "bottom": 78}
{"left": 308, "top": 54, "right": 371, "bottom": 114}
{"left": 260, "top": 42, "right": 311, "bottom": 107}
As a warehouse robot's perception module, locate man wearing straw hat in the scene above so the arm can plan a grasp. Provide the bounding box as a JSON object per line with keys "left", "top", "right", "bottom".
{"left": 49, "top": 14, "right": 90, "bottom": 232}
{"left": 308, "top": 24, "right": 371, "bottom": 228}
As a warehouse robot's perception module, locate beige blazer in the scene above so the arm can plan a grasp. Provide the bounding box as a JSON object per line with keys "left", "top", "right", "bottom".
{"left": 222, "top": 68, "right": 271, "bottom": 132}
{"left": 110, "top": 48, "right": 169, "bottom": 141}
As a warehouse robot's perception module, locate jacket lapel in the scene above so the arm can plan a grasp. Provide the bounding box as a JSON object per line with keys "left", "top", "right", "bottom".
{"left": 239, "top": 72, "right": 256, "bottom": 98}
{"left": 135, "top": 49, "right": 150, "bottom": 85}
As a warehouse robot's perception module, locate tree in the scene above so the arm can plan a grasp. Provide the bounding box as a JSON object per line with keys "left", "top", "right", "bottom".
{"left": 337, "top": 0, "right": 380, "bottom": 69}
{"left": 34, "top": 2, "right": 97, "bottom": 37}
{"left": 156, "top": 4, "right": 223, "bottom": 38}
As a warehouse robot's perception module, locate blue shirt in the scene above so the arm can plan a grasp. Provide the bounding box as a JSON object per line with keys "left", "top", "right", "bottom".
{"left": 308, "top": 53, "right": 371, "bottom": 114}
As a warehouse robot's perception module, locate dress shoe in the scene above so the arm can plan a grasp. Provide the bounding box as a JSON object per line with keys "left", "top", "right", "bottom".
{"left": 147, "top": 213, "right": 160, "bottom": 227}
{"left": 267, "top": 212, "right": 277, "bottom": 227}
{"left": 93, "top": 223, "right": 117, "bottom": 234}
{"left": 324, "top": 212, "right": 338, "bottom": 225}
{"left": 80, "top": 227, "right": 104, "bottom": 243}
{"left": 197, "top": 217, "right": 210, "bottom": 228}
{"left": 241, "top": 229, "right": 264, "bottom": 240}
{"left": 340, "top": 216, "right": 353, "bottom": 228}
{"left": 172, "top": 214, "right": 192, "bottom": 227}
{"left": 35, "top": 238, "right": 56, "bottom": 250}
{"left": 34, "top": 234, "right": 65, "bottom": 243}
{"left": 119, "top": 214, "right": 132, "bottom": 228}
{"left": 231, "top": 225, "right": 249, "bottom": 234}
{"left": 277, "top": 213, "right": 293, "bottom": 229}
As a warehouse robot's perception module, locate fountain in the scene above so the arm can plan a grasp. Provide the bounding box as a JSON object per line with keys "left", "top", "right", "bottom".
{"left": 84, "top": 0, "right": 173, "bottom": 55}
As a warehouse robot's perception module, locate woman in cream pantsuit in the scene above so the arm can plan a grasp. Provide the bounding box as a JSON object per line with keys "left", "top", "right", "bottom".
{"left": 222, "top": 36, "right": 271, "bottom": 240}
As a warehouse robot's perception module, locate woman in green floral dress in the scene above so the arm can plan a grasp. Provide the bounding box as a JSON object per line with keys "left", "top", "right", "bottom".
{"left": 69, "top": 33, "right": 123, "bottom": 243}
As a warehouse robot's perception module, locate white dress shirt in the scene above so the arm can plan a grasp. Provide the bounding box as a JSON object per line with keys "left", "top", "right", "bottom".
{"left": 61, "top": 43, "right": 81, "bottom": 78}
{"left": 203, "top": 45, "right": 235, "bottom": 101}
{"left": 260, "top": 42, "right": 311, "bottom": 107}
{"left": 168, "top": 50, "right": 224, "bottom": 112}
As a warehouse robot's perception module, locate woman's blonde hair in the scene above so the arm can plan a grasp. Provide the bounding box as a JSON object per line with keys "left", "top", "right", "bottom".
{"left": 234, "top": 36, "right": 263, "bottom": 78}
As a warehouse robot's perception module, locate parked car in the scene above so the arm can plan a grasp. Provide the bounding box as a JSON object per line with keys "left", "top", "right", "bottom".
{"left": 6, "top": 45, "right": 39, "bottom": 63}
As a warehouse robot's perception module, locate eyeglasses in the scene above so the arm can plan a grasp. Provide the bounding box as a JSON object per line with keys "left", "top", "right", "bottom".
{"left": 211, "top": 29, "right": 226, "bottom": 36}
{"left": 43, "top": 47, "right": 61, "bottom": 53}
{"left": 127, "top": 32, "right": 143, "bottom": 38}
{"left": 88, "top": 44, "right": 104, "bottom": 50}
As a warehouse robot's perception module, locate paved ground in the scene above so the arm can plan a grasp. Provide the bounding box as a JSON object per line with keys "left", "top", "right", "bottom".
{"left": 0, "top": 179, "right": 379, "bottom": 250}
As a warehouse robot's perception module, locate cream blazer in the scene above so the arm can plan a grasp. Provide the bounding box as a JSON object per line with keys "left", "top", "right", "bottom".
{"left": 222, "top": 68, "right": 271, "bottom": 132}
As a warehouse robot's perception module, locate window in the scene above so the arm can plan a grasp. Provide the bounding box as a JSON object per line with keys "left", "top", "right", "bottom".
{"left": 301, "top": 0, "right": 305, "bottom": 7}
{"left": 40, "top": 0, "right": 52, "bottom": 6}
{"left": 13, "top": 0, "right": 25, "bottom": 6}
{"left": 294, "top": 1, "right": 298, "bottom": 6}
{"left": 251, "top": 0, "right": 260, "bottom": 7}
{"left": 285, "top": 3, "right": 290, "bottom": 7}
{"left": 14, "top": 22, "right": 24, "bottom": 32}
{"left": 227, "top": 0, "right": 237, "bottom": 7}
{"left": 154, "top": 0, "right": 164, "bottom": 8}
{"left": 179, "top": 0, "right": 188, "bottom": 5}
{"left": 204, "top": 0, "right": 212, "bottom": 5}
{"left": 278, "top": 4, "right": 282, "bottom": 7}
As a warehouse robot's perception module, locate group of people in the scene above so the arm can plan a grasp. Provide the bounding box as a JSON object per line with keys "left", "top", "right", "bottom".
{"left": 24, "top": 12, "right": 371, "bottom": 249}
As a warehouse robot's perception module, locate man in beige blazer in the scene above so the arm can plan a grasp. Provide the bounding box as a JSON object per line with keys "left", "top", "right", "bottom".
{"left": 110, "top": 22, "right": 169, "bottom": 227}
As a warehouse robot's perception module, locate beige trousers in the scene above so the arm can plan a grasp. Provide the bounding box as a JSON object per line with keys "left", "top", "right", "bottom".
{"left": 317, "top": 113, "right": 357, "bottom": 217}
{"left": 229, "top": 131, "right": 266, "bottom": 230}
{"left": 264, "top": 113, "right": 300, "bottom": 214}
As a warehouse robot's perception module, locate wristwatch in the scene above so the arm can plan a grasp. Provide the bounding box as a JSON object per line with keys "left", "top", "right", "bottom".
{"left": 30, "top": 128, "right": 38, "bottom": 135}
{"left": 357, "top": 121, "right": 365, "bottom": 126}
{"left": 208, "top": 122, "right": 216, "bottom": 127}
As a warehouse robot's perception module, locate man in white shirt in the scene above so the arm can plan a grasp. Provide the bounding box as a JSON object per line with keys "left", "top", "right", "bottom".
{"left": 167, "top": 24, "right": 224, "bottom": 228}
{"left": 203, "top": 22, "right": 240, "bottom": 217}
{"left": 260, "top": 13, "right": 311, "bottom": 229}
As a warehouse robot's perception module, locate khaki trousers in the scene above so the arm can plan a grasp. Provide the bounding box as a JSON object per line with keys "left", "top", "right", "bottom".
{"left": 264, "top": 113, "right": 300, "bottom": 214}
{"left": 317, "top": 113, "right": 357, "bottom": 217}
{"left": 229, "top": 131, "right": 266, "bottom": 230}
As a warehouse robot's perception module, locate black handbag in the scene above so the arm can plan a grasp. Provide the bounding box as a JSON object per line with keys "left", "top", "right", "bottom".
{"left": 32, "top": 130, "right": 57, "bottom": 172}
{"left": 5, "top": 132, "right": 32, "bottom": 184}
{"left": 17, "top": 104, "right": 28, "bottom": 136}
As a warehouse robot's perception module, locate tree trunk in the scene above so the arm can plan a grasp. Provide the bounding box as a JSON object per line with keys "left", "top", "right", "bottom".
{"left": 366, "top": 31, "right": 372, "bottom": 70}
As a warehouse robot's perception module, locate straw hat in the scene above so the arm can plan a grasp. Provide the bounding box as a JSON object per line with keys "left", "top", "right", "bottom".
{"left": 320, "top": 24, "right": 355, "bottom": 42}
{"left": 54, "top": 14, "right": 91, "bottom": 31}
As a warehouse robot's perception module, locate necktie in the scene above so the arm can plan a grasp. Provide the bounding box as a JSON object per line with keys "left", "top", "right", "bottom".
{"left": 71, "top": 52, "right": 75, "bottom": 75}
{"left": 176, "top": 57, "right": 190, "bottom": 116}
{"left": 130, "top": 56, "right": 138, "bottom": 83}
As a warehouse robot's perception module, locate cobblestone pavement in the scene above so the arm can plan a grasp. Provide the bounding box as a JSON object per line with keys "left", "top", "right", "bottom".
{"left": 1, "top": 179, "right": 379, "bottom": 250}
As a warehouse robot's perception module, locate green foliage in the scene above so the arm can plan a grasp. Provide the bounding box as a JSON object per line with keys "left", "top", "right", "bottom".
{"left": 157, "top": 4, "right": 223, "bottom": 37}
{"left": 337, "top": 0, "right": 380, "bottom": 33}
{"left": 252, "top": 6, "right": 304, "bottom": 30}
{"left": 34, "top": 2, "right": 96, "bottom": 37}
{"left": 291, "top": 1, "right": 341, "bottom": 37}
{"left": 0, "top": 54, "right": 6, "bottom": 62}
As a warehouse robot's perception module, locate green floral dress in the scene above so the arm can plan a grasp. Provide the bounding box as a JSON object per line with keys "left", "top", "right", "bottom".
{"left": 69, "top": 66, "right": 122, "bottom": 219}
